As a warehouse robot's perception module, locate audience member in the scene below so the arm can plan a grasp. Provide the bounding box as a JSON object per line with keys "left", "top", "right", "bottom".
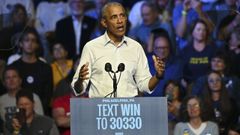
{"left": 145, "top": 28, "right": 182, "bottom": 96}
{"left": 0, "top": 4, "right": 29, "bottom": 61}
{"left": 179, "top": 19, "right": 216, "bottom": 88}
{"left": 174, "top": 95, "right": 219, "bottom": 135}
{"left": 4, "top": 89, "right": 59, "bottom": 135}
{"left": 0, "top": 0, "right": 35, "bottom": 28}
{"left": 173, "top": 0, "right": 214, "bottom": 50}
{"left": 129, "top": 1, "right": 173, "bottom": 52}
{"left": 192, "top": 51, "right": 240, "bottom": 101}
{"left": 201, "top": 71, "right": 238, "bottom": 134}
{"left": 55, "top": 0, "right": 97, "bottom": 59}
{"left": 35, "top": 1, "right": 70, "bottom": 35}
{"left": 228, "top": 28, "right": 240, "bottom": 78}
{"left": 164, "top": 80, "right": 182, "bottom": 135}
{"left": 50, "top": 42, "right": 73, "bottom": 89}
{"left": 10, "top": 27, "right": 53, "bottom": 115}
{"left": 53, "top": 57, "right": 80, "bottom": 99}
{"left": 0, "top": 66, "right": 43, "bottom": 122}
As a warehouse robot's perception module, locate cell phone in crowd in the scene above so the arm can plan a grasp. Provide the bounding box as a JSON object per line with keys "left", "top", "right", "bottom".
{"left": 15, "top": 108, "right": 26, "bottom": 125}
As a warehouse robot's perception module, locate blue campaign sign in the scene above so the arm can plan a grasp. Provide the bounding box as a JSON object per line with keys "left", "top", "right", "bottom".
{"left": 70, "top": 97, "right": 168, "bottom": 135}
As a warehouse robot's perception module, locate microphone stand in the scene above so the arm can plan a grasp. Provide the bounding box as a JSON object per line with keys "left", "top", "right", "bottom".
{"left": 113, "top": 72, "right": 117, "bottom": 98}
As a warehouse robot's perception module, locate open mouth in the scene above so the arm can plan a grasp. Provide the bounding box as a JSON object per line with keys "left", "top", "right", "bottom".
{"left": 117, "top": 26, "right": 124, "bottom": 31}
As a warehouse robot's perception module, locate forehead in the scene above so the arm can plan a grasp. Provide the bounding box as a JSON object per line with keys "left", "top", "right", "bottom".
{"left": 105, "top": 5, "right": 125, "bottom": 16}
{"left": 154, "top": 37, "right": 169, "bottom": 46}
{"left": 4, "top": 69, "right": 20, "bottom": 79}
{"left": 194, "top": 22, "right": 206, "bottom": 29}
{"left": 188, "top": 98, "right": 199, "bottom": 104}
{"left": 18, "top": 96, "right": 33, "bottom": 104}
{"left": 208, "top": 72, "right": 220, "bottom": 78}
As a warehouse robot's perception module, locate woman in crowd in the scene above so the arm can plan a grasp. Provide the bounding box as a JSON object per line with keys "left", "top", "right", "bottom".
{"left": 163, "top": 80, "right": 182, "bottom": 135}
{"left": 179, "top": 19, "right": 216, "bottom": 88}
{"left": 50, "top": 41, "right": 73, "bottom": 89}
{"left": 174, "top": 95, "right": 218, "bottom": 135}
{"left": 201, "top": 71, "right": 238, "bottom": 135}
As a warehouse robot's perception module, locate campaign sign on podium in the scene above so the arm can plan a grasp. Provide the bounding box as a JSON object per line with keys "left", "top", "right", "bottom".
{"left": 70, "top": 97, "right": 168, "bottom": 135}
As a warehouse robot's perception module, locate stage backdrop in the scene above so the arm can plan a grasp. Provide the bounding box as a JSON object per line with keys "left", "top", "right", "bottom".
{"left": 71, "top": 97, "right": 168, "bottom": 135}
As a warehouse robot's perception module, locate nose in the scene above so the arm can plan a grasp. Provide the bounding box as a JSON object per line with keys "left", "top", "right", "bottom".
{"left": 117, "top": 16, "right": 123, "bottom": 24}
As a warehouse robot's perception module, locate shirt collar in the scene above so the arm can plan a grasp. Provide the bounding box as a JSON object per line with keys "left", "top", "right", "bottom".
{"left": 71, "top": 15, "right": 83, "bottom": 22}
{"left": 103, "top": 31, "right": 127, "bottom": 47}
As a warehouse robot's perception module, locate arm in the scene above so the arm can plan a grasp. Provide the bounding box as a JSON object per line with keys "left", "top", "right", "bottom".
{"left": 193, "top": 1, "right": 214, "bottom": 33}
{"left": 175, "top": 0, "right": 190, "bottom": 38}
{"left": 33, "top": 94, "right": 44, "bottom": 115}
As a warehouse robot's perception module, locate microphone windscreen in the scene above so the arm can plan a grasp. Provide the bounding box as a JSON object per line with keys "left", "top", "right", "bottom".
{"left": 118, "top": 63, "right": 125, "bottom": 72}
{"left": 105, "top": 63, "right": 112, "bottom": 72}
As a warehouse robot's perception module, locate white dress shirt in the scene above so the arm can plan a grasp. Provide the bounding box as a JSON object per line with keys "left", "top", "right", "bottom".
{"left": 72, "top": 32, "right": 152, "bottom": 97}
{"left": 72, "top": 16, "right": 82, "bottom": 55}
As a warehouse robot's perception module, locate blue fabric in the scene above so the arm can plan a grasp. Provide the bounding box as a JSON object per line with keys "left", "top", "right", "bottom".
{"left": 179, "top": 44, "right": 216, "bottom": 83}
{"left": 144, "top": 53, "right": 183, "bottom": 96}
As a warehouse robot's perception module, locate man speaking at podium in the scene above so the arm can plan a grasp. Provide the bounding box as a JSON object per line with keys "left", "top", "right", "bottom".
{"left": 71, "top": 2, "right": 165, "bottom": 98}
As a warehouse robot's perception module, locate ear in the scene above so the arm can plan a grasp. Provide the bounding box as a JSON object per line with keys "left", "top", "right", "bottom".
{"left": 101, "top": 18, "right": 107, "bottom": 28}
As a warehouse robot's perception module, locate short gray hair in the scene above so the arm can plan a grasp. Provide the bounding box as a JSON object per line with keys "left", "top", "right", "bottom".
{"left": 101, "top": 2, "right": 125, "bottom": 19}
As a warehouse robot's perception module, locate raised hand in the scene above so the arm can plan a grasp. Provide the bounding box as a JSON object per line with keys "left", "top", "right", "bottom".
{"left": 152, "top": 55, "right": 165, "bottom": 78}
{"left": 79, "top": 62, "right": 89, "bottom": 81}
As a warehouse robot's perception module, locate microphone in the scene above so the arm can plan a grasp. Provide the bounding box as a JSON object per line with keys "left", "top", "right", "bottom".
{"left": 117, "top": 63, "right": 125, "bottom": 72}
{"left": 104, "top": 62, "right": 125, "bottom": 98}
{"left": 105, "top": 63, "right": 112, "bottom": 72}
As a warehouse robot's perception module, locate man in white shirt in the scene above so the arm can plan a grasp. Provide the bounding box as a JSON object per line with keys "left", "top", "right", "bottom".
{"left": 71, "top": 2, "right": 165, "bottom": 98}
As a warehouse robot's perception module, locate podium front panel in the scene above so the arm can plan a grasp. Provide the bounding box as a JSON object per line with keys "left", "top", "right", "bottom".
{"left": 71, "top": 97, "right": 168, "bottom": 135}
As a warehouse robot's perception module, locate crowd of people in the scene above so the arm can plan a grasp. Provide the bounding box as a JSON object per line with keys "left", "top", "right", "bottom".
{"left": 0, "top": 0, "right": 240, "bottom": 135}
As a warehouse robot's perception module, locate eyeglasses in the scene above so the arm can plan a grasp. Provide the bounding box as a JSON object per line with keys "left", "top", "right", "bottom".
{"left": 187, "top": 103, "right": 200, "bottom": 109}
{"left": 208, "top": 78, "right": 221, "bottom": 84}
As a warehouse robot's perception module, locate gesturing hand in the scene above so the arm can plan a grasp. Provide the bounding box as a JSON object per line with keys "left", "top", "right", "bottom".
{"left": 79, "top": 62, "right": 89, "bottom": 81}
{"left": 152, "top": 55, "right": 165, "bottom": 79}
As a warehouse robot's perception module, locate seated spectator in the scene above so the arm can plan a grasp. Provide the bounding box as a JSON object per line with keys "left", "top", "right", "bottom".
{"left": 0, "top": 66, "right": 43, "bottom": 124}
{"left": 173, "top": 0, "right": 214, "bottom": 51}
{"left": 50, "top": 41, "right": 73, "bottom": 89}
{"left": 145, "top": 28, "right": 182, "bottom": 96}
{"left": 228, "top": 124, "right": 240, "bottom": 135}
{"left": 192, "top": 51, "right": 240, "bottom": 99}
{"left": 0, "top": 0, "right": 34, "bottom": 28}
{"left": 179, "top": 19, "right": 216, "bottom": 88}
{"left": 53, "top": 58, "right": 80, "bottom": 99}
{"left": 129, "top": 1, "right": 174, "bottom": 53}
{"left": 55, "top": 0, "right": 97, "bottom": 59}
{"left": 228, "top": 28, "right": 240, "bottom": 78}
{"left": 0, "top": 4, "right": 29, "bottom": 61}
{"left": 52, "top": 58, "right": 86, "bottom": 135}
{"left": 4, "top": 89, "right": 59, "bottom": 135}
{"left": 201, "top": 71, "right": 238, "bottom": 134}
{"left": 10, "top": 27, "right": 53, "bottom": 115}
{"left": 35, "top": 1, "right": 70, "bottom": 35}
{"left": 163, "top": 80, "right": 182, "bottom": 135}
{"left": 174, "top": 95, "right": 219, "bottom": 135}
